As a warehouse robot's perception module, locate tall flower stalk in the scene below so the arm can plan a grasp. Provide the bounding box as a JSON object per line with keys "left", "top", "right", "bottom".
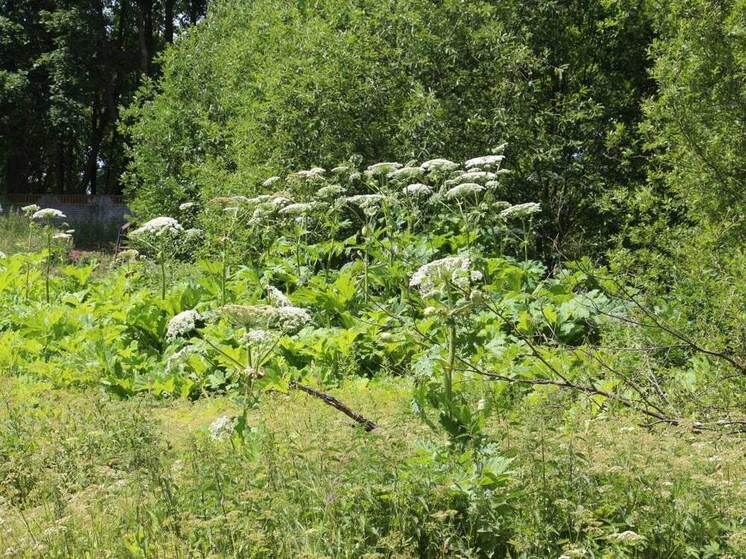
{"left": 30, "top": 208, "right": 68, "bottom": 303}
{"left": 129, "top": 216, "right": 184, "bottom": 301}
{"left": 21, "top": 205, "right": 40, "bottom": 301}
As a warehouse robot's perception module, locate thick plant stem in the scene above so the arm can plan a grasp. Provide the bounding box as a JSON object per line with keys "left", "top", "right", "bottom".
{"left": 221, "top": 237, "right": 228, "bottom": 306}
{"left": 296, "top": 227, "right": 302, "bottom": 278}
{"left": 25, "top": 227, "right": 33, "bottom": 302}
{"left": 44, "top": 230, "right": 51, "bottom": 304}
{"left": 445, "top": 287, "right": 456, "bottom": 406}
{"left": 446, "top": 321, "right": 456, "bottom": 406}
{"left": 523, "top": 219, "right": 529, "bottom": 263}
{"left": 363, "top": 225, "right": 370, "bottom": 304}
{"left": 160, "top": 257, "right": 166, "bottom": 301}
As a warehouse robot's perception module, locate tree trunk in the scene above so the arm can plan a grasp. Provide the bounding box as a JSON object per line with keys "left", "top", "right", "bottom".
{"left": 164, "top": 0, "right": 174, "bottom": 43}
{"left": 138, "top": 0, "right": 154, "bottom": 74}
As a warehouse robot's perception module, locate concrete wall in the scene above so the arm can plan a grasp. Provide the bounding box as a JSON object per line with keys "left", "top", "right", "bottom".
{"left": 4, "top": 194, "right": 133, "bottom": 225}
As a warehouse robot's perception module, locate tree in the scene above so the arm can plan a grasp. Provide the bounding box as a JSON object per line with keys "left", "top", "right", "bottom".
{"left": 123, "top": 0, "right": 656, "bottom": 258}
{"left": 0, "top": 0, "right": 209, "bottom": 197}
{"left": 613, "top": 0, "right": 746, "bottom": 363}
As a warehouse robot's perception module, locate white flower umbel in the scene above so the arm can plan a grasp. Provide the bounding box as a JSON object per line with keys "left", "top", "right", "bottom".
{"left": 21, "top": 204, "right": 40, "bottom": 216}
{"left": 179, "top": 202, "right": 198, "bottom": 211}
{"left": 268, "top": 195, "right": 293, "bottom": 207}
{"left": 222, "top": 304, "right": 311, "bottom": 333}
{"left": 278, "top": 202, "right": 318, "bottom": 216}
{"left": 346, "top": 194, "right": 385, "bottom": 209}
{"left": 403, "top": 183, "right": 433, "bottom": 197}
{"left": 52, "top": 232, "right": 72, "bottom": 241}
{"left": 130, "top": 216, "right": 183, "bottom": 237}
{"left": 364, "top": 162, "right": 402, "bottom": 177}
{"left": 31, "top": 208, "right": 66, "bottom": 221}
{"left": 243, "top": 329, "right": 275, "bottom": 345}
{"left": 275, "top": 306, "right": 312, "bottom": 333}
{"left": 446, "top": 171, "right": 497, "bottom": 186}
{"left": 464, "top": 155, "right": 505, "bottom": 170}
{"left": 184, "top": 228, "right": 203, "bottom": 242}
{"left": 410, "top": 255, "right": 476, "bottom": 297}
{"left": 209, "top": 415, "right": 237, "bottom": 440}
{"left": 421, "top": 158, "right": 459, "bottom": 172}
{"left": 165, "top": 345, "right": 199, "bottom": 373}
{"left": 499, "top": 202, "right": 541, "bottom": 219}
{"left": 388, "top": 166, "right": 425, "bottom": 181}
{"left": 262, "top": 176, "right": 281, "bottom": 188}
{"left": 0, "top": 251, "right": 6, "bottom": 259}
{"left": 266, "top": 285, "right": 292, "bottom": 307}
{"left": 166, "top": 309, "right": 201, "bottom": 339}
{"left": 289, "top": 167, "right": 326, "bottom": 180}
{"left": 331, "top": 165, "right": 351, "bottom": 175}
{"left": 316, "top": 184, "right": 346, "bottom": 199}
{"left": 610, "top": 531, "right": 645, "bottom": 544}
{"left": 445, "top": 182, "right": 485, "bottom": 200}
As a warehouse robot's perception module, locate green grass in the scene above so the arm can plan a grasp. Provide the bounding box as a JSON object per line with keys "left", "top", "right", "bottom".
{"left": 2, "top": 376, "right": 745, "bottom": 558}
{"left": 0, "top": 212, "right": 120, "bottom": 254}
{"left": 0, "top": 212, "right": 34, "bottom": 255}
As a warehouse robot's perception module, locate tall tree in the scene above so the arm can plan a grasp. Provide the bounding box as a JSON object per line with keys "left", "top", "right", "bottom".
{"left": 0, "top": 0, "right": 209, "bottom": 197}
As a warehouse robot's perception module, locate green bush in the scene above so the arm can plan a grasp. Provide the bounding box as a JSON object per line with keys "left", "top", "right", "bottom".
{"left": 123, "top": 0, "right": 655, "bottom": 258}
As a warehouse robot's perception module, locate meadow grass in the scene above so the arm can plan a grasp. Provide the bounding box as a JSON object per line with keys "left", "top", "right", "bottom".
{"left": 2, "top": 375, "right": 745, "bottom": 558}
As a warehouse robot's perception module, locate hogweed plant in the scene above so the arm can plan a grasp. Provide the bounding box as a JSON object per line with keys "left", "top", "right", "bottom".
{"left": 30, "top": 208, "right": 71, "bottom": 303}
{"left": 500, "top": 202, "right": 542, "bottom": 262}
{"left": 410, "top": 254, "right": 486, "bottom": 447}
{"left": 129, "top": 216, "right": 184, "bottom": 300}
{"left": 346, "top": 194, "right": 385, "bottom": 303}
{"left": 209, "top": 196, "right": 250, "bottom": 305}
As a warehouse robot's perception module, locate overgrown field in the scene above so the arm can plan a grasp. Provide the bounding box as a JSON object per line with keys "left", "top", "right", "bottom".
{"left": 2, "top": 153, "right": 746, "bottom": 557}
{"left": 3, "top": 376, "right": 746, "bottom": 558}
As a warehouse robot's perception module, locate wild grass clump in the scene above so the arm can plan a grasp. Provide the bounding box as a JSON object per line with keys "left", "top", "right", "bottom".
{"left": 2, "top": 378, "right": 745, "bottom": 558}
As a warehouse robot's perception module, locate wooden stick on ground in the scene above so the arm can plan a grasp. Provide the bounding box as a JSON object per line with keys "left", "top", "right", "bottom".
{"left": 291, "top": 382, "right": 378, "bottom": 432}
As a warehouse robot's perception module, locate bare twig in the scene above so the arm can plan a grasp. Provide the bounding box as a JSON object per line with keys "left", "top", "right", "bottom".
{"left": 291, "top": 382, "right": 378, "bottom": 432}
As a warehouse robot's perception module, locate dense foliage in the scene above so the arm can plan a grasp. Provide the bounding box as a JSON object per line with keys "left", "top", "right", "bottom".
{"left": 2, "top": 147, "right": 746, "bottom": 554}
{"left": 1, "top": 0, "right": 745, "bottom": 556}
{"left": 123, "top": 0, "right": 657, "bottom": 257}
{"left": 0, "top": 0, "right": 208, "bottom": 195}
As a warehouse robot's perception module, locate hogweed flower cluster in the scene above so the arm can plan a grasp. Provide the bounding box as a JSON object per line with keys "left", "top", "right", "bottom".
{"left": 130, "top": 216, "right": 184, "bottom": 238}
{"left": 266, "top": 285, "right": 292, "bottom": 307}
{"left": 365, "top": 162, "right": 401, "bottom": 177}
{"left": 279, "top": 202, "right": 321, "bottom": 217}
{"left": 421, "top": 158, "right": 459, "bottom": 173}
{"left": 465, "top": 154, "right": 505, "bottom": 170}
{"left": 209, "top": 415, "right": 237, "bottom": 440}
{"left": 165, "top": 345, "right": 200, "bottom": 373}
{"left": 242, "top": 329, "right": 275, "bottom": 345}
{"left": 21, "top": 204, "right": 41, "bottom": 216}
{"left": 445, "top": 182, "right": 485, "bottom": 200}
{"left": 31, "top": 208, "right": 66, "bottom": 222}
{"left": 403, "top": 183, "right": 432, "bottom": 197}
{"left": 222, "top": 303, "right": 311, "bottom": 334}
{"left": 262, "top": 176, "right": 281, "bottom": 188}
{"left": 316, "top": 184, "right": 346, "bottom": 199}
{"left": 500, "top": 202, "right": 541, "bottom": 219}
{"left": 388, "top": 166, "right": 424, "bottom": 181}
{"left": 166, "top": 309, "right": 202, "bottom": 339}
{"left": 410, "top": 255, "right": 481, "bottom": 298}
{"left": 446, "top": 171, "right": 497, "bottom": 186}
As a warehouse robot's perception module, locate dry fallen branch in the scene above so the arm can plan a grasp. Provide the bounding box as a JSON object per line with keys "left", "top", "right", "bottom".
{"left": 291, "top": 382, "right": 378, "bottom": 432}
